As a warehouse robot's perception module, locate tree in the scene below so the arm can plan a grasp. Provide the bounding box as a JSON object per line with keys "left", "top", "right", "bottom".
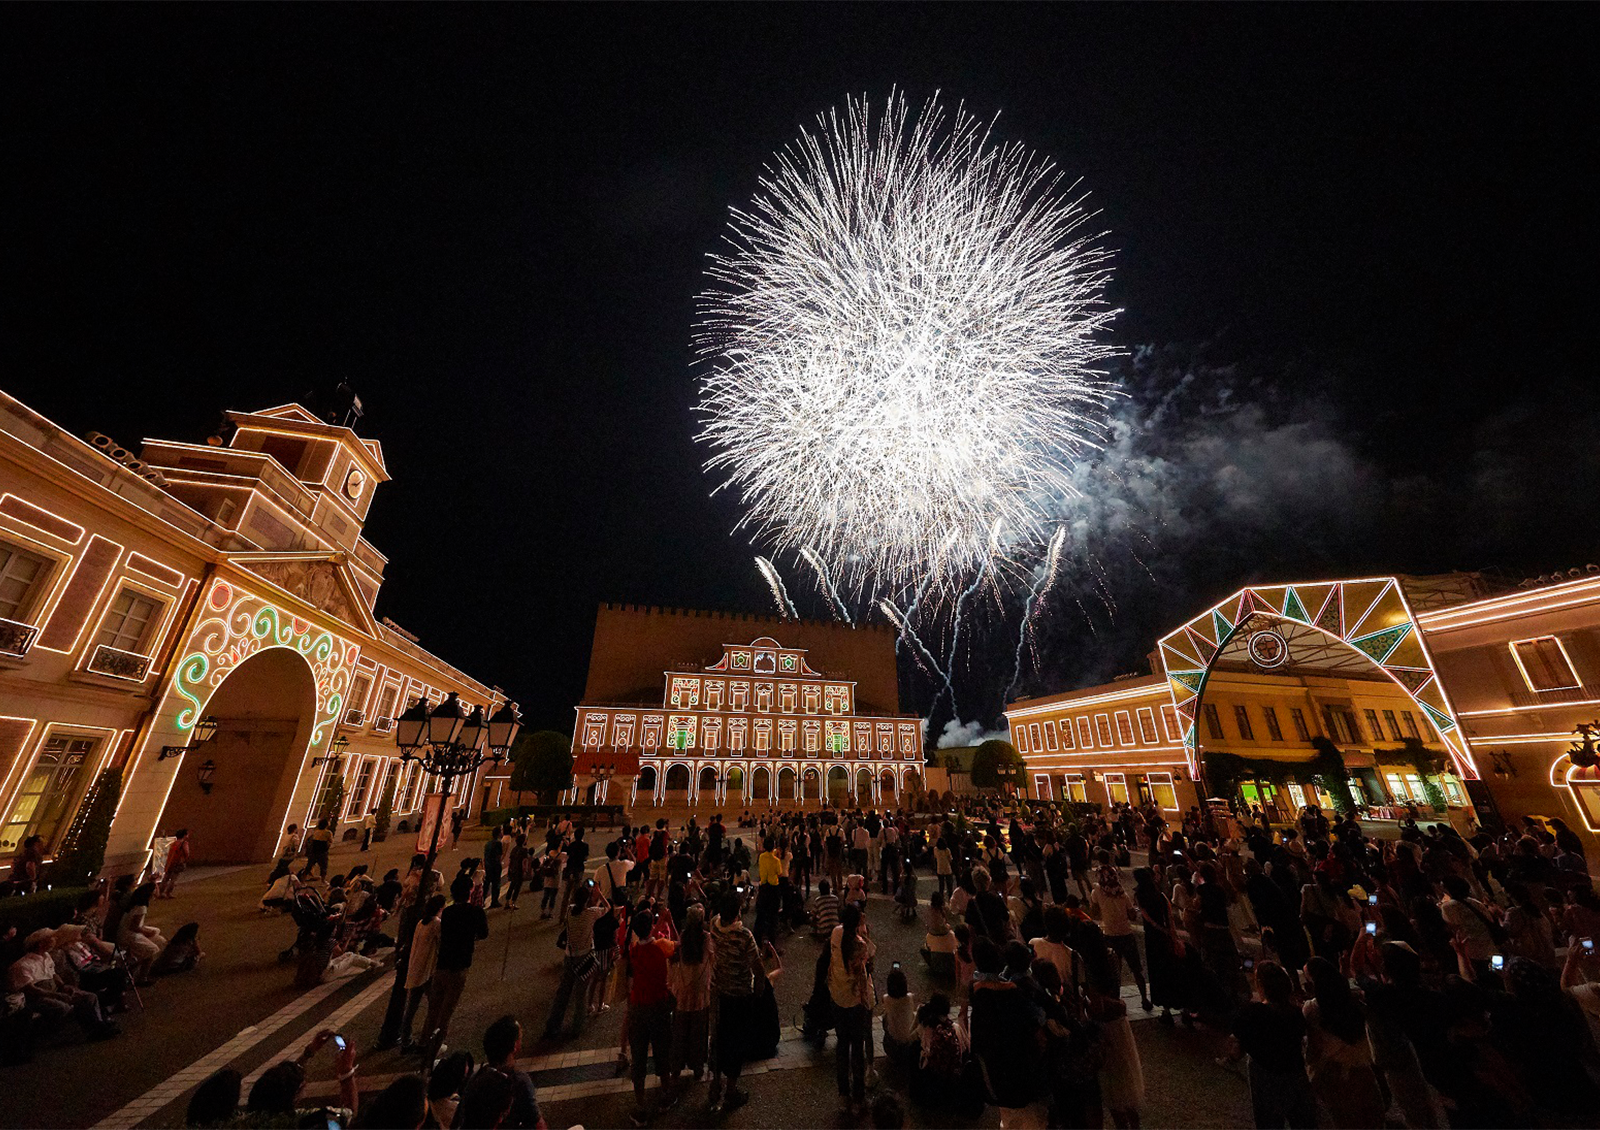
{"left": 509, "top": 730, "right": 574, "bottom": 805}
{"left": 1309, "top": 737, "right": 1359, "bottom": 816}
{"left": 970, "top": 738, "right": 1024, "bottom": 790}
{"left": 315, "top": 771, "right": 346, "bottom": 826}
{"left": 373, "top": 772, "right": 396, "bottom": 839}
{"left": 49, "top": 766, "right": 121, "bottom": 888}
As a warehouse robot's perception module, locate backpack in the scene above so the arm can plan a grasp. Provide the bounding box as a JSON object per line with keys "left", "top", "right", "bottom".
{"left": 540, "top": 855, "right": 560, "bottom": 883}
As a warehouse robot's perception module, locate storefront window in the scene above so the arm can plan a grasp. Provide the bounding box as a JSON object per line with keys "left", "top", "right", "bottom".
{"left": 1104, "top": 773, "right": 1129, "bottom": 805}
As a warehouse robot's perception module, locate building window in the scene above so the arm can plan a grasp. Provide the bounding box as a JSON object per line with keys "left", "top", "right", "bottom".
{"left": 1148, "top": 772, "right": 1178, "bottom": 810}
{"left": 1065, "top": 774, "right": 1087, "bottom": 802}
{"left": 345, "top": 759, "right": 376, "bottom": 818}
{"left": 780, "top": 686, "right": 796, "bottom": 713}
{"left": 371, "top": 761, "right": 397, "bottom": 813}
{"left": 1382, "top": 710, "right": 1403, "bottom": 741}
{"left": 0, "top": 543, "right": 50, "bottom": 622}
{"left": 374, "top": 685, "right": 399, "bottom": 726}
{"left": 755, "top": 685, "right": 772, "bottom": 712}
{"left": 1263, "top": 707, "right": 1284, "bottom": 742}
{"left": 1419, "top": 712, "right": 1438, "bottom": 741}
{"left": 1043, "top": 721, "right": 1059, "bottom": 751}
{"left": 1160, "top": 705, "right": 1182, "bottom": 742}
{"left": 1203, "top": 704, "right": 1224, "bottom": 741}
{"left": 1030, "top": 723, "right": 1043, "bottom": 752}
{"left": 1095, "top": 714, "right": 1114, "bottom": 746}
{"left": 398, "top": 762, "right": 422, "bottom": 811}
{"left": 1233, "top": 706, "right": 1255, "bottom": 742}
{"left": 1571, "top": 782, "right": 1600, "bottom": 829}
{"left": 1058, "top": 717, "right": 1075, "bottom": 749}
{"left": 1137, "top": 708, "right": 1158, "bottom": 744}
{"left": 803, "top": 686, "right": 820, "bottom": 714}
{"left": 1363, "top": 709, "right": 1383, "bottom": 743}
{"left": 705, "top": 682, "right": 723, "bottom": 711}
{"left": 0, "top": 735, "right": 96, "bottom": 853}
{"left": 96, "top": 590, "right": 162, "bottom": 653}
{"left": 1400, "top": 711, "right": 1422, "bottom": 740}
{"left": 1511, "top": 637, "right": 1581, "bottom": 692}
{"left": 1115, "top": 712, "right": 1135, "bottom": 745}
{"left": 1289, "top": 707, "right": 1311, "bottom": 741}
{"left": 1104, "top": 772, "right": 1129, "bottom": 805}
{"left": 1014, "top": 725, "right": 1029, "bottom": 754}
{"left": 348, "top": 673, "right": 373, "bottom": 716}
{"left": 1076, "top": 717, "right": 1094, "bottom": 748}
{"left": 731, "top": 684, "right": 748, "bottom": 712}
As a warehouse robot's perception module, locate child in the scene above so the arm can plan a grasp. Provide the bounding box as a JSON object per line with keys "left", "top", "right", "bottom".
{"left": 897, "top": 858, "right": 919, "bottom": 924}
{"left": 879, "top": 964, "right": 918, "bottom": 1071}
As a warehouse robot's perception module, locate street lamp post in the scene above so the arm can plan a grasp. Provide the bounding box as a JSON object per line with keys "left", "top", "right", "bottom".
{"left": 395, "top": 692, "right": 522, "bottom": 875}
{"left": 375, "top": 692, "right": 520, "bottom": 1051}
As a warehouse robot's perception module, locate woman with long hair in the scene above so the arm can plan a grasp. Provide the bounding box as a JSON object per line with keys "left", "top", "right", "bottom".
{"left": 668, "top": 904, "right": 715, "bottom": 1081}
{"left": 829, "top": 902, "right": 876, "bottom": 1117}
{"left": 1077, "top": 922, "right": 1144, "bottom": 1129}
{"left": 1228, "top": 961, "right": 1317, "bottom": 1129}
{"left": 1300, "top": 957, "right": 1383, "bottom": 1128}
{"left": 116, "top": 882, "right": 166, "bottom": 984}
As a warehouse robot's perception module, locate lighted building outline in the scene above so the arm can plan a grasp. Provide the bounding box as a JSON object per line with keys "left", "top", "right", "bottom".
{"left": 569, "top": 634, "right": 924, "bottom": 809}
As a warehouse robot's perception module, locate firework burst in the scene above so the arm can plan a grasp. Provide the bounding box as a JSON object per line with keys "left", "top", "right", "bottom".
{"left": 695, "top": 91, "right": 1120, "bottom": 599}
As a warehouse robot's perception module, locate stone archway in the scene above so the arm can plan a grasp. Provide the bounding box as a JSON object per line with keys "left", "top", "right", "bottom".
{"left": 726, "top": 766, "right": 745, "bottom": 806}
{"left": 802, "top": 767, "right": 821, "bottom": 802}
{"left": 827, "top": 766, "right": 849, "bottom": 806}
{"left": 856, "top": 767, "right": 874, "bottom": 802}
{"left": 664, "top": 763, "right": 691, "bottom": 803}
{"left": 777, "top": 766, "right": 797, "bottom": 802}
{"left": 880, "top": 770, "right": 896, "bottom": 801}
{"left": 635, "top": 764, "right": 657, "bottom": 803}
{"left": 698, "top": 766, "right": 718, "bottom": 803}
{"left": 752, "top": 766, "right": 771, "bottom": 800}
{"left": 153, "top": 647, "right": 319, "bottom": 864}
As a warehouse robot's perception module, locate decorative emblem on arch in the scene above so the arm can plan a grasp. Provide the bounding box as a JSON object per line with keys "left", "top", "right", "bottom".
{"left": 1157, "top": 577, "right": 1476, "bottom": 780}
{"left": 171, "top": 578, "right": 360, "bottom": 747}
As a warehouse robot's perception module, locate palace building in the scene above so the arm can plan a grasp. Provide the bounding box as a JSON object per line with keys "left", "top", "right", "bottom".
{"left": 555, "top": 604, "right": 924, "bottom": 810}
{"left": 1005, "top": 570, "right": 1600, "bottom": 849}
{"left": 0, "top": 389, "right": 504, "bottom": 873}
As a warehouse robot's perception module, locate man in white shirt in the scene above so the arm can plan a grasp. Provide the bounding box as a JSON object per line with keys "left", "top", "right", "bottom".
{"left": 592, "top": 842, "right": 633, "bottom": 907}
{"left": 7, "top": 929, "right": 119, "bottom": 1039}
{"left": 1091, "top": 878, "right": 1151, "bottom": 1010}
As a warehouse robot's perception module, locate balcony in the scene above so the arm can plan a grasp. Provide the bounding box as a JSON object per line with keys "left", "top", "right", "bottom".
{"left": 86, "top": 644, "right": 152, "bottom": 681}
{"left": 372, "top": 716, "right": 394, "bottom": 734}
{"left": 1507, "top": 685, "right": 1594, "bottom": 708}
{"left": 344, "top": 708, "right": 365, "bottom": 726}
{"left": 0, "top": 617, "right": 38, "bottom": 658}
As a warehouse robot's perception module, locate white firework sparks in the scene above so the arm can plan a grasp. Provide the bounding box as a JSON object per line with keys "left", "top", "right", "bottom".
{"left": 695, "top": 91, "right": 1120, "bottom": 597}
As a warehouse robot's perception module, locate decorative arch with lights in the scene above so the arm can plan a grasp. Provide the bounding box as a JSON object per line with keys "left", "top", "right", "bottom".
{"left": 1156, "top": 577, "right": 1477, "bottom": 781}
{"left": 171, "top": 578, "right": 360, "bottom": 747}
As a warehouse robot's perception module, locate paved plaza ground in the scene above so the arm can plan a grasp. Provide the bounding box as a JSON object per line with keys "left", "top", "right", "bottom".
{"left": 4, "top": 829, "right": 1255, "bottom": 1129}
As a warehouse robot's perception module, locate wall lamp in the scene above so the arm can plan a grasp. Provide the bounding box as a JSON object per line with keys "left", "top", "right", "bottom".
{"left": 159, "top": 715, "right": 218, "bottom": 761}
{"left": 196, "top": 759, "right": 217, "bottom": 795}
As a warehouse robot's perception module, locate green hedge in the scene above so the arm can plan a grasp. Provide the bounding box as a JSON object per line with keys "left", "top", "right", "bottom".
{"left": 0, "top": 886, "right": 92, "bottom": 938}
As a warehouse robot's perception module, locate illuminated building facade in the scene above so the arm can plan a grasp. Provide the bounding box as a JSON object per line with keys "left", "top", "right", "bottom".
{"left": 1007, "top": 571, "right": 1600, "bottom": 847}
{"left": 0, "top": 390, "right": 503, "bottom": 872}
{"left": 548, "top": 606, "right": 923, "bottom": 810}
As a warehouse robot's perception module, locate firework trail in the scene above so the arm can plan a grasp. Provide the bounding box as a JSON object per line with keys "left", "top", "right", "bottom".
{"left": 1004, "top": 525, "right": 1069, "bottom": 702}
{"left": 695, "top": 91, "right": 1120, "bottom": 600}
{"left": 800, "top": 546, "right": 853, "bottom": 625}
{"left": 754, "top": 556, "right": 799, "bottom": 619}
{"left": 879, "top": 599, "right": 941, "bottom": 679}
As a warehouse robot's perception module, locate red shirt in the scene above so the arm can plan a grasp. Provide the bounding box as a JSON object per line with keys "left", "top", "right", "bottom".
{"left": 629, "top": 937, "right": 676, "bottom": 1006}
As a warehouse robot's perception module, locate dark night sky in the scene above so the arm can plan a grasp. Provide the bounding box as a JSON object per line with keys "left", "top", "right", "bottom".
{"left": 5, "top": 7, "right": 1596, "bottom": 734}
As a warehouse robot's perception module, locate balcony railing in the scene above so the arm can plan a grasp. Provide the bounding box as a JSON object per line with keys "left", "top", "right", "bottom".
{"left": 0, "top": 617, "right": 38, "bottom": 658}
{"left": 1507, "top": 685, "right": 1594, "bottom": 708}
{"left": 343, "top": 708, "right": 365, "bottom": 726}
{"left": 372, "top": 716, "right": 394, "bottom": 734}
{"left": 86, "top": 643, "right": 152, "bottom": 681}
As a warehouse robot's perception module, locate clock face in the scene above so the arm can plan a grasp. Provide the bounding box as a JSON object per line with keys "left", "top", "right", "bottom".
{"left": 343, "top": 468, "right": 366, "bottom": 501}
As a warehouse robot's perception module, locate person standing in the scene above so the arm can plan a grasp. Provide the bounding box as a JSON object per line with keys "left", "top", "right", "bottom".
{"left": 399, "top": 895, "right": 445, "bottom": 1052}
{"left": 544, "top": 882, "right": 607, "bottom": 1041}
{"left": 483, "top": 828, "right": 505, "bottom": 909}
{"left": 625, "top": 909, "right": 679, "bottom": 1126}
{"left": 424, "top": 877, "right": 488, "bottom": 1044}
{"left": 305, "top": 820, "right": 334, "bottom": 880}
{"left": 1228, "top": 961, "right": 1318, "bottom": 1130}
{"left": 755, "top": 838, "right": 783, "bottom": 945}
{"left": 829, "top": 903, "right": 877, "bottom": 1117}
{"left": 506, "top": 834, "right": 529, "bottom": 911}
{"left": 707, "top": 891, "right": 764, "bottom": 1114}
{"left": 360, "top": 811, "right": 376, "bottom": 852}
{"left": 158, "top": 830, "right": 191, "bottom": 898}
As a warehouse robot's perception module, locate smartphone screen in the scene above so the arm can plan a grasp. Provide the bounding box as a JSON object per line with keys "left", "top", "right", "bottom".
{"left": 1365, "top": 921, "right": 1377, "bottom": 936}
{"left": 1367, "top": 894, "right": 1378, "bottom": 905}
{"left": 1585, "top": 938, "right": 1595, "bottom": 952}
{"left": 332, "top": 1035, "right": 346, "bottom": 1052}
{"left": 1490, "top": 955, "right": 1504, "bottom": 971}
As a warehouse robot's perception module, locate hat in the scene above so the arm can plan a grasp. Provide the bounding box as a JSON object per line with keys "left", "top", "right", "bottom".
{"left": 24, "top": 928, "right": 55, "bottom": 949}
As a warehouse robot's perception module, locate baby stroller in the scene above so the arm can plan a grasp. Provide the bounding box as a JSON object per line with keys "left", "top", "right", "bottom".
{"left": 279, "top": 888, "right": 338, "bottom": 964}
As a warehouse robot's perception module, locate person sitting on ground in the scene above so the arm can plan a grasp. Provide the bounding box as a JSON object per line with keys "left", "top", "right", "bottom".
{"left": 7, "top": 928, "right": 120, "bottom": 1040}
{"left": 150, "top": 921, "right": 204, "bottom": 977}
{"left": 353, "top": 1074, "right": 427, "bottom": 1130}
{"left": 231, "top": 1029, "right": 357, "bottom": 1128}
{"left": 50, "top": 922, "right": 129, "bottom": 1014}
{"left": 427, "top": 1051, "right": 475, "bottom": 1129}
{"left": 879, "top": 964, "right": 918, "bottom": 1070}
{"left": 187, "top": 1069, "right": 242, "bottom": 1128}
{"left": 842, "top": 872, "right": 868, "bottom": 910}
{"left": 810, "top": 879, "right": 841, "bottom": 939}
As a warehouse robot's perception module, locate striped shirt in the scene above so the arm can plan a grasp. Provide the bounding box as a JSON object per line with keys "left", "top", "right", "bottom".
{"left": 811, "top": 894, "right": 840, "bottom": 936}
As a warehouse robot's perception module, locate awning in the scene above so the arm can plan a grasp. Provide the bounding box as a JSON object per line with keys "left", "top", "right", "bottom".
{"left": 1567, "top": 763, "right": 1600, "bottom": 784}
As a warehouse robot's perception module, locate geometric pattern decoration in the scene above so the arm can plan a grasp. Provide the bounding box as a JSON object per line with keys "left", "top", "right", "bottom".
{"left": 171, "top": 578, "right": 361, "bottom": 748}
{"left": 1156, "top": 577, "right": 1477, "bottom": 780}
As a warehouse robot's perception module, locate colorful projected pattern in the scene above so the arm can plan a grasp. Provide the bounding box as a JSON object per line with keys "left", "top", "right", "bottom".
{"left": 172, "top": 579, "right": 359, "bottom": 747}
{"left": 1156, "top": 578, "right": 1475, "bottom": 779}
